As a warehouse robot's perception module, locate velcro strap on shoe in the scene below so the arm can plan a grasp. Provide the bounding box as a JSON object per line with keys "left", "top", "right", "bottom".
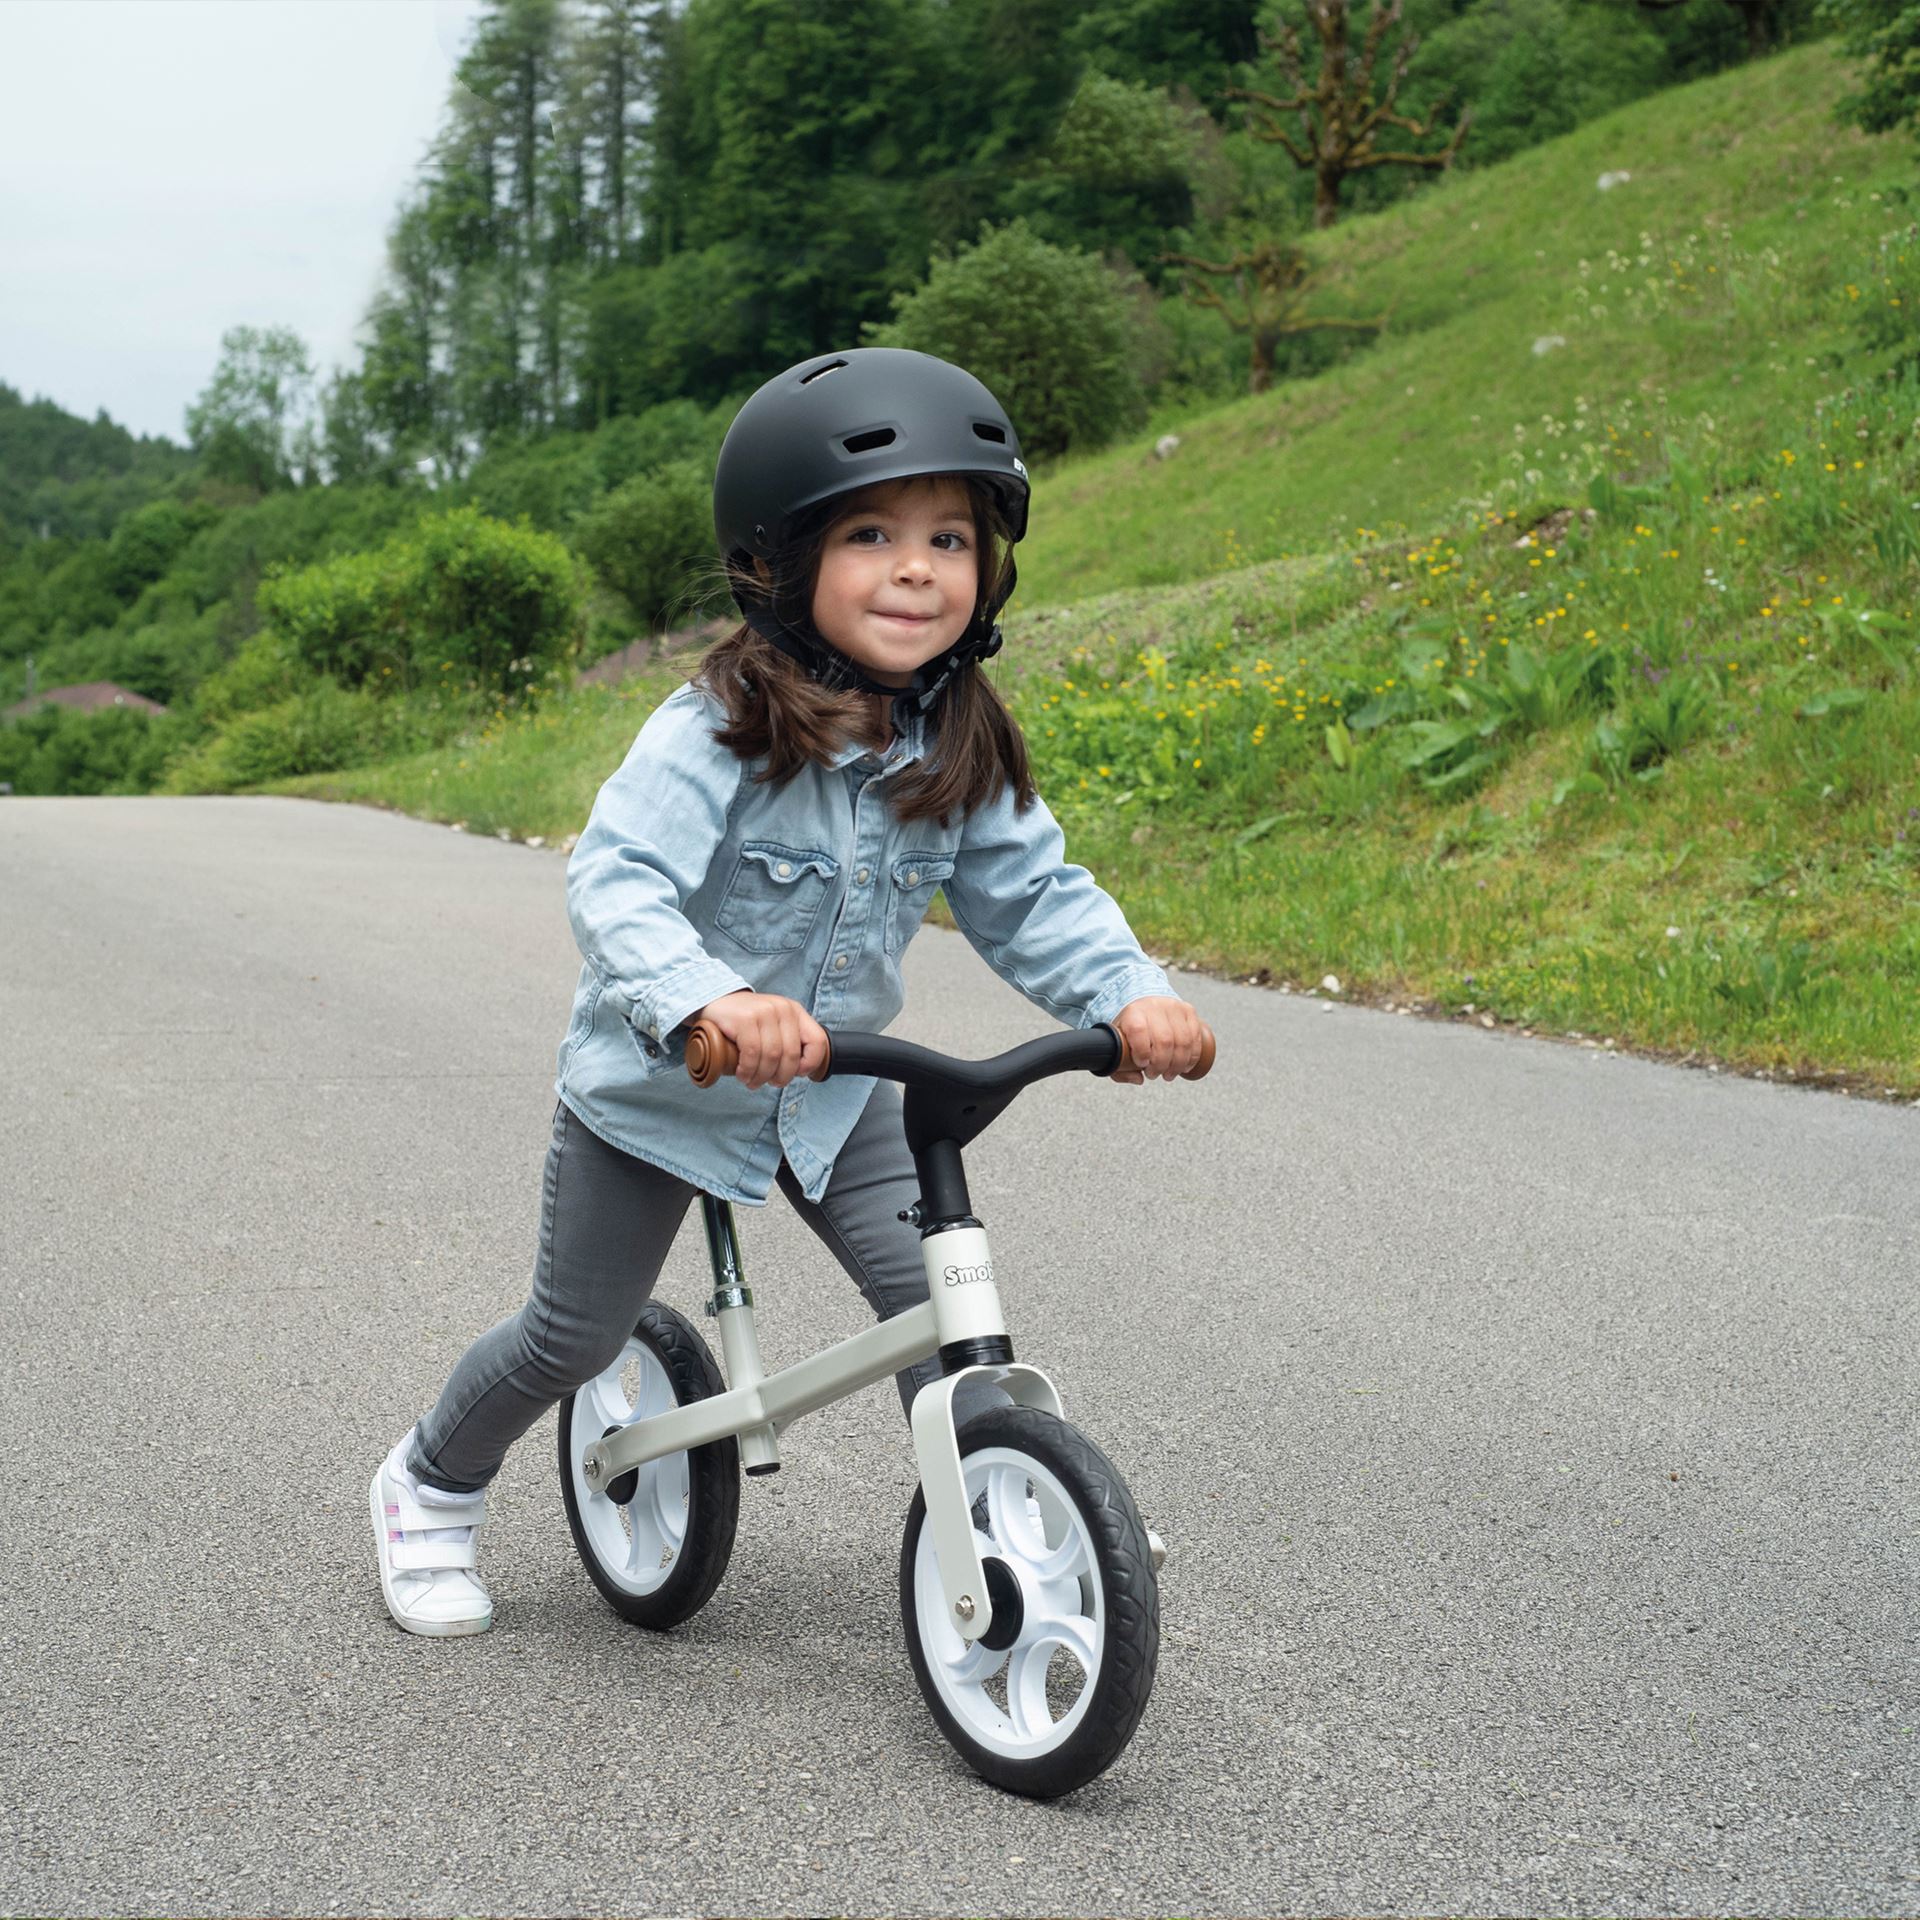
{"left": 388, "top": 1531, "right": 480, "bottom": 1573}
{"left": 385, "top": 1476, "right": 486, "bottom": 1534}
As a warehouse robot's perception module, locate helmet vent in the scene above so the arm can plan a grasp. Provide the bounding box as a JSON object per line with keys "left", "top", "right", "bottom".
{"left": 841, "top": 427, "right": 896, "bottom": 453}
{"left": 971, "top": 422, "right": 1008, "bottom": 444}
{"left": 800, "top": 359, "right": 848, "bottom": 385}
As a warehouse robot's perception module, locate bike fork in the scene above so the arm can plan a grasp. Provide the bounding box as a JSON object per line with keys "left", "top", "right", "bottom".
{"left": 909, "top": 1214, "right": 1062, "bottom": 1645}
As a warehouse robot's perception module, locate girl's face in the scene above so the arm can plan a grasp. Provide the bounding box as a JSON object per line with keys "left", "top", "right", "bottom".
{"left": 810, "top": 475, "right": 979, "bottom": 687}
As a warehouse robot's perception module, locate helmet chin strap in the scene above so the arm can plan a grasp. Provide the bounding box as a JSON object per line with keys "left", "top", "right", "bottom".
{"left": 741, "top": 556, "right": 1018, "bottom": 734}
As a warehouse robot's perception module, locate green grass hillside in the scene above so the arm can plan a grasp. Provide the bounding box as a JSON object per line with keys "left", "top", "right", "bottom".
{"left": 1022, "top": 44, "right": 1893, "bottom": 606}
{"left": 293, "top": 43, "right": 1920, "bottom": 1097}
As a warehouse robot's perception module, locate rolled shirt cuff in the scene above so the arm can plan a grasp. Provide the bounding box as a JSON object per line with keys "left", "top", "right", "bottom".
{"left": 1080, "top": 964, "right": 1176, "bottom": 1033}
{"left": 636, "top": 957, "right": 756, "bottom": 1047}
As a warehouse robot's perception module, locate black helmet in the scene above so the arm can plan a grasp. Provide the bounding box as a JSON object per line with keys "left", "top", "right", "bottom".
{"left": 711, "top": 347, "right": 1030, "bottom": 721}
{"left": 715, "top": 346, "right": 1029, "bottom": 565}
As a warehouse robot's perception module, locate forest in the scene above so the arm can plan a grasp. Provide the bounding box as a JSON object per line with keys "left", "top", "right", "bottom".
{"left": 1, "top": 0, "right": 1824, "bottom": 786}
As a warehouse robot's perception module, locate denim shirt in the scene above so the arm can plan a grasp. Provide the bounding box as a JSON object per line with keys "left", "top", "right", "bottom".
{"left": 555, "top": 680, "right": 1172, "bottom": 1205}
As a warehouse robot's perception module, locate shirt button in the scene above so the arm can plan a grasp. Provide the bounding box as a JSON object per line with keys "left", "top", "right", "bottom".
{"left": 906, "top": 869, "right": 920, "bottom": 887}
{"left": 776, "top": 861, "right": 792, "bottom": 878}
{"left": 833, "top": 954, "right": 849, "bottom": 970}
{"left": 856, "top": 868, "right": 871, "bottom": 885}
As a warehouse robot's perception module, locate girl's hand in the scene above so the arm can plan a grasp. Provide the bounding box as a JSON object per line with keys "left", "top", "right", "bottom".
{"left": 688, "top": 991, "right": 829, "bottom": 1090}
{"left": 1111, "top": 995, "right": 1209, "bottom": 1084}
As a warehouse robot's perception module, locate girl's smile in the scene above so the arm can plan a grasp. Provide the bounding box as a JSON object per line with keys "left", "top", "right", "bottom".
{"left": 811, "top": 475, "right": 979, "bottom": 687}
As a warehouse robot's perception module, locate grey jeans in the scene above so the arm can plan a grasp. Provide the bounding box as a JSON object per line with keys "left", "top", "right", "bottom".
{"left": 407, "top": 1081, "right": 961, "bottom": 1493}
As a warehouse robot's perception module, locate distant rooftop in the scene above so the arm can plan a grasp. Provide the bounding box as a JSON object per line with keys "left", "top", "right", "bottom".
{"left": 3, "top": 681, "right": 168, "bottom": 721}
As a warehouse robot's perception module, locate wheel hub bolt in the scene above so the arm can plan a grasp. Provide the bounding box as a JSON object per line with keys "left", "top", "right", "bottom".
{"left": 955, "top": 1595, "right": 976, "bottom": 1621}
{"left": 583, "top": 1455, "right": 603, "bottom": 1485}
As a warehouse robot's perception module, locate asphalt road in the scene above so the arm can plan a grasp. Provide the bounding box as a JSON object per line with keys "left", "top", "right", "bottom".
{"left": 1, "top": 795, "right": 1913, "bottom": 1918}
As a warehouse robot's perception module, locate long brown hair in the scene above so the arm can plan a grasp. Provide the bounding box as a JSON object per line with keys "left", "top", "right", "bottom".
{"left": 694, "top": 473, "right": 1036, "bottom": 827}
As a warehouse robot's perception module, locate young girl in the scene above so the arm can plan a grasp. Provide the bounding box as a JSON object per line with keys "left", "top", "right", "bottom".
{"left": 372, "top": 346, "right": 1208, "bottom": 1636}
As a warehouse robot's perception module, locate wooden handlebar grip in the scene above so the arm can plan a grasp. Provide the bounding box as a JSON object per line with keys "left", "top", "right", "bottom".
{"left": 684, "top": 1017, "right": 734, "bottom": 1088}
{"left": 684, "top": 1016, "right": 834, "bottom": 1088}
{"left": 1112, "top": 1021, "right": 1217, "bottom": 1080}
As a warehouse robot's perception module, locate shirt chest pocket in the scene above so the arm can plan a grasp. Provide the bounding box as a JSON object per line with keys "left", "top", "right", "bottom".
{"left": 713, "top": 842, "right": 839, "bottom": 953}
{"left": 885, "top": 851, "right": 956, "bottom": 958}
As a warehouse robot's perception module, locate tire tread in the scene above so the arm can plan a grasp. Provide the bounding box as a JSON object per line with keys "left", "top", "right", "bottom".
{"left": 899, "top": 1406, "right": 1160, "bottom": 1798}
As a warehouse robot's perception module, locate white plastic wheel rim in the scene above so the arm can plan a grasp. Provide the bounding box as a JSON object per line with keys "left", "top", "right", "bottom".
{"left": 568, "top": 1335, "right": 689, "bottom": 1597}
{"left": 912, "top": 1445, "right": 1104, "bottom": 1762}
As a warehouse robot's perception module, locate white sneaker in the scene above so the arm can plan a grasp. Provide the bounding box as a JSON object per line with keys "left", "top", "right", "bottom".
{"left": 370, "top": 1433, "right": 493, "bottom": 1636}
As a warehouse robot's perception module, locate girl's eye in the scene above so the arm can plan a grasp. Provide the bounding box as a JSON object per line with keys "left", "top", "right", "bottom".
{"left": 846, "top": 525, "right": 969, "bottom": 550}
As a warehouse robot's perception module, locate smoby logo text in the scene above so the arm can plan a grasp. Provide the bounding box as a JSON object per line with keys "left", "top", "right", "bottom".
{"left": 942, "top": 1261, "right": 995, "bottom": 1288}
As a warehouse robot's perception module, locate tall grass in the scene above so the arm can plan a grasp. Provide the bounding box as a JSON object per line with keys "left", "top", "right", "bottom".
{"left": 1016, "top": 45, "right": 1897, "bottom": 609}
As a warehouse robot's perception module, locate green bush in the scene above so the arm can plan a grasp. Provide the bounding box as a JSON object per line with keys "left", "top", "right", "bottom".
{"left": 572, "top": 460, "right": 717, "bottom": 632}
{"left": 1008, "top": 73, "right": 1197, "bottom": 280}
{"left": 593, "top": 399, "right": 728, "bottom": 492}
{"left": 1129, "top": 292, "right": 1244, "bottom": 412}
{"left": 457, "top": 433, "right": 604, "bottom": 534}
{"left": 258, "top": 507, "right": 583, "bottom": 695}
{"left": 257, "top": 547, "right": 396, "bottom": 686}
{"left": 1417, "top": 0, "right": 1669, "bottom": 168}
{"left": 103, "top": 498, "right": 211, "bottom": 602}
{"left": 158, "top": 483, "right": 427, "bottom": 634}
{"left": 36, "top": 540, "right": 122, "bottom": 639}
{"left": 162, "top": 680, "right": 387, "bottom": 794}
{"left": 1822, "top": 0, "right": 1920, "bottom": 141}
{"left": 867, "top": 220, "right": 1147, "bottom": 461}
{"left": 405, "top": 508, "right": 583, "bottom": 689}
{"left": 192, "top": 628, "right": 308, "bottom": 724}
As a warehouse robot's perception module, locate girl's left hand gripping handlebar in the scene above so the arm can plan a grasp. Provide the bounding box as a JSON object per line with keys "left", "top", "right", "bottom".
{"left": 683, "top": 1019, "right": 833, "bottom": 1089}
{"left": 682, "top": 1017, "right": 1216, "bottom": 1089}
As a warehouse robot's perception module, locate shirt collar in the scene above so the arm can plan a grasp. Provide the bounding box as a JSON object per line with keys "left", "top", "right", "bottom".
{"left": 825, "top": 702, "right": 928, "bottom": 772}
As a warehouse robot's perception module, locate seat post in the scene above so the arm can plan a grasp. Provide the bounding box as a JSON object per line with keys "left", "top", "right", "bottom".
{"left": 699, "top": 1194, "right": 749, "bottom": 1307}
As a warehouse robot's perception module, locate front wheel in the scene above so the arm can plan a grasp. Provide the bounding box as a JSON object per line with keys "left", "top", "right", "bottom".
{"left": 558, "top": 1300, "right": 740, "bottom": 1630}
{"left": 899, "top": 1406, "right": 1159, "bottom": 1798}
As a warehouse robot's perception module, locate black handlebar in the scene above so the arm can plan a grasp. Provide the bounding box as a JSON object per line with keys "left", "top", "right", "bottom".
{"left": 683, "top": 1015, "right": 1215, "bottom": 1200}
{"left": 684, "top": 1017, "right": 1214, "bottom": 1092}
{"left": 822, "top": 1025, "right": 1123, "bottom": 1093}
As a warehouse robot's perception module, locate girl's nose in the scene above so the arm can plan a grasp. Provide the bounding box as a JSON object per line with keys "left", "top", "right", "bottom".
{"left": 895, "top": 549, "right": 934, "bottom": 584}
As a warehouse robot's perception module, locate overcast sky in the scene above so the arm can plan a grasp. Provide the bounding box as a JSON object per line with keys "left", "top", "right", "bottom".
{"left": 1, "top": 0, "right": 486, "bottom": 446}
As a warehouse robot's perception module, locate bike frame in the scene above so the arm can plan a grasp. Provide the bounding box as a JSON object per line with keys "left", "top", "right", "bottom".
{"left": 578, "top": 1195, "right": 1061, "bottom": 1646}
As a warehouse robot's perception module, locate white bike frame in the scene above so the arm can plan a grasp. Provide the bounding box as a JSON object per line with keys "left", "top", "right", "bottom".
{"left": 578, "top": 1212, "right": 1060, "bottom": 1645}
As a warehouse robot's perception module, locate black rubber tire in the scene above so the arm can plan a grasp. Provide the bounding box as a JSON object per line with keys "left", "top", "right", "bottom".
{"left": 558, "top": 1300, "right": 740, "bottom": 1630}
{"left": 899, "top": 1406, "right": 1160, "bottom": 1799}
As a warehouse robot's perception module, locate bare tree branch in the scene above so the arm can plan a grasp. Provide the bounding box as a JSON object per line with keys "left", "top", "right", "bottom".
{"left": 1159, "top": 239, "right": 1387, "bottom": 391}
{"left": 1224, "top": 0, "right": 1470, "bottom": 227}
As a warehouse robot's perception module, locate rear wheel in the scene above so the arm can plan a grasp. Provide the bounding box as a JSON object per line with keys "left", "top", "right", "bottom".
{"left": 558, "top": 1300, "right": 739, "bottom": 1629}
{"left": 899, "top": 1406, "right": 1159, "bottom": 1798}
